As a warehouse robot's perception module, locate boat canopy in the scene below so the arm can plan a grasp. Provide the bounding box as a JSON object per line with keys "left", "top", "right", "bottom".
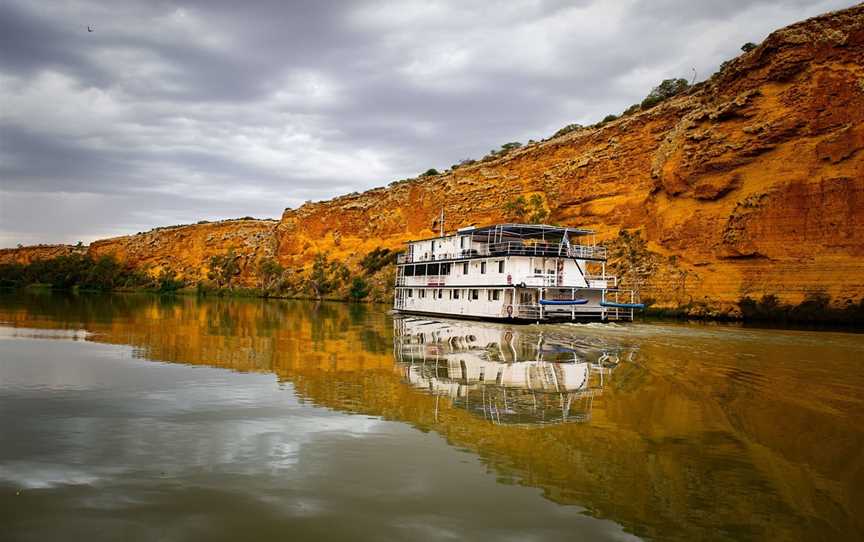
{"left": 406, "top": 223, "right": 594, "bottom": 244}
{"left": 470, "top": 224, "right": 594, "bottom": 243}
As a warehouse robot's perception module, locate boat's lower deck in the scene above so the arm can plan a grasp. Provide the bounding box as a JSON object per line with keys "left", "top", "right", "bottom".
{"left": 393, "top": 286, "right": 640, "bottom": 322}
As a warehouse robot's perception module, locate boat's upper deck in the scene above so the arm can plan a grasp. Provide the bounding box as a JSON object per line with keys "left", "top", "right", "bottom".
{"left": 397, "top": 223, "right": 607, "bottom": 264}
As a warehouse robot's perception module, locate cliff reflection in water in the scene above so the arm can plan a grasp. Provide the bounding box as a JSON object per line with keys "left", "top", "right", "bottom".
{"left": 394, "top": 317, "right": 632, "bottom": 425}
{"left": 1, "top": 291, "right": 863, "bottom": 541}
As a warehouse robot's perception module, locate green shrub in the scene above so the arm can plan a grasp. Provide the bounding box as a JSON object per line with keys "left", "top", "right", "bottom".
{"left": 360, "top": 248, "right": 397, "bottom": 275}
{"left": 421, "top": 168, "right": 440, "bottom": 177}
{"left": 601, "top": 114, "right": 618, "bottom": 123}
{"left": 738, "top": 292, "right": 863, "bottom": 324}
{"left": 308, "top": 254, "right": 332, "bottom": 297}
{"left": 258, "top": 258, "right": 284, "bottom": 291}
{"left": 553, "top": 124, "right": 583, "bottom": 138}
{"left": 503, "top": 194, "right": 549, "bottom": 223}
{"left": 741, "top": 42, "right": 757, "bottom": 52}
{"left": 349, "top": 276, "right": 370, "bottom": 301}
{"left": 82, "top": 255, "right": 123, "bottom": 291}
{"left": 208, "top": 250, "right": 240, "bottom": 288}
{"left": 452, "top": 158, "right": 477, "bottom": 169}
{"left": 0, "top": 254, "right": 148, "bottom": 291}
{"left": 640, "top": 78, "right": 689, "bottom": 110}
{"left": 622, "top": 104, "right": 641, "bottom": 116}
{"left": 156, "top": 269, "right": 184, "bottom": 293}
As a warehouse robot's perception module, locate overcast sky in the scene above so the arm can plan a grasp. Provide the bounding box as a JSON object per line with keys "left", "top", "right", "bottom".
{"left": 0, "top": 0, "right": 853, "bottom": 247}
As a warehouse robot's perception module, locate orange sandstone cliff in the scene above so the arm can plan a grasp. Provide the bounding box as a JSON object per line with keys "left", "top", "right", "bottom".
{"left": 275, "top": 4, "right": 864, "bottom": 316}
{"left": 0, "top": 244, "right": 87, "bottom": 265}
{"left": 87, "top": 219, "right": 278, "bottom": 286}
{"left": 3, "top": 5, "right": 864, "bottom": 318}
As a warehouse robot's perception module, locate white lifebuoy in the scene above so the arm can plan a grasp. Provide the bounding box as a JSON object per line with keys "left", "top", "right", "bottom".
{"left": 506, "top": 304, "right": 513, "bottom": 317}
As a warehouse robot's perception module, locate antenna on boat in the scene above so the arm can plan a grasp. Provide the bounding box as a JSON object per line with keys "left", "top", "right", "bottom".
{"left": 439, "top": 207, "right": 445, "bottom": 237}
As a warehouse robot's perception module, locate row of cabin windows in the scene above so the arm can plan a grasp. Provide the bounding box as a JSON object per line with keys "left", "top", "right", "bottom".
{"left": 428, "top": 236, "right": 471, "bottom": 252}
{"left": 406, "top": 289, "right": 501, "bottom": 301}
{"left": 403, "top": 260, "right": 504, "bottom": 277}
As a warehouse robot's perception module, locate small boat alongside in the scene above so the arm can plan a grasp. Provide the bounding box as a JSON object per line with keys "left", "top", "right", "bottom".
{"left": 393, "top": 223, "right": 643, "bottom": 322}
{"left": 540, "top": 298, "right": 589, "bottom": 305}
{"left": 600, "top": 301, "right": 646, "bottom": 309}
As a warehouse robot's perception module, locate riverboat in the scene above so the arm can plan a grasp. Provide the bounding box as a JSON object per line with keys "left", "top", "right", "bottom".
{"left": 393, "top": 223, "right": 643, "bottom": 322}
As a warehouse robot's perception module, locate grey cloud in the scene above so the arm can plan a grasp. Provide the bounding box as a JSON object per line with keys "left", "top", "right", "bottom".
{"left": 0, "top": 0, "right": 854, "bottom": 246}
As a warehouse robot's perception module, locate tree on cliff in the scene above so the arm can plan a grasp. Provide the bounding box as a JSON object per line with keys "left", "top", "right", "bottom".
{"left": 82, "top": 255, "right": 123, "bottom": 290}
{"left": 503, "top": 194, "right": 550, "bottom": 223}
{"left": 640, "top": 78, "right": 689, "bottom": 109}
{"left": 209, "top": 250, "right": 240, "bottom": 288}
{"left": 349, "top": 277, "right": 370, "bottom": 301}
{"left": 258, "top": 258, "right": 284, "bottom": 291}
{"left": 308, "top": 254, "right": 332, "bottom": 298}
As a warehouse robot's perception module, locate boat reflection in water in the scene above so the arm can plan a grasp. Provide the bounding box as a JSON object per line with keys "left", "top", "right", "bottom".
{"left": 394, "top": 317, "right": 631, "bottom": 425}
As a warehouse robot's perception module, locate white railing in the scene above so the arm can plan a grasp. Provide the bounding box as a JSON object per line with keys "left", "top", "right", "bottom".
{"left": 424, "top": 275, "right": 447, "bottom": 286}
{"left": 396, "top": 241, "right": 606, "bottom": 264}
{"left": 584, "top": 274, "right": 617, "bottom": 288}
{"left": 522, "top": 274, "right": 558, "bottom": 287}
{"left": 516, "top": 304, "right": 542, "bottom": 319}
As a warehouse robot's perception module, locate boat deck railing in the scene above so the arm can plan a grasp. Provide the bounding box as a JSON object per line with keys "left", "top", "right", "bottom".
{"left": 516, "top": 304, "right": 542, "bottom": 319}
{"left": 397, "top": 241, "right": 606, "bottom": 264}
{"left": 516, "top": 289, "right": 638, "bottom": 321}
{"left": 584, "top": 274, "right": 617, "bottom": 287}
{"left": 523, "top": 274, "right": 558, "bottom": 287}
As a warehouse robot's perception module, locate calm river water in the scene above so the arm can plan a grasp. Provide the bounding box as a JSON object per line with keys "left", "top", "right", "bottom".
{"left": 0, "top": 292, "right": 862, "bottom": 541}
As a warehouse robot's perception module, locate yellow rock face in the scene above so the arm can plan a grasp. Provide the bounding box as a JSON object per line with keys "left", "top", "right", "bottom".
{"left": 88, "top": 219, "right": 279, "bottom": 287}
{"left": 275, "top": 5, "right": 864, "bottom": 315}
{"left": 0, "top": 244, "right": 87, "bottom": 265}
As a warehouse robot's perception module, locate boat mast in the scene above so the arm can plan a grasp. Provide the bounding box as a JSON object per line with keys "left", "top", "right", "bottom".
{"left": 439, "top": 207, "right": 445, "bottom": 237}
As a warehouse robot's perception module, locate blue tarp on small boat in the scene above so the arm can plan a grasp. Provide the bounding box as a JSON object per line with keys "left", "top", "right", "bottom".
{"left": 600, "top": 301, "right": 645, "bottom": 309}
{"left": 539, "top": 298, "right": 589, "bottom": 305}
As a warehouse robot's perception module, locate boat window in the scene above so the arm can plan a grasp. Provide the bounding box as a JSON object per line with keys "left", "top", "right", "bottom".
{"left": 480, "top": 262, "right": 486, "bottom": 274}
{"left": 427, "top": 263, "right": 440, "bottom": 275}
{"left": 441, "top": 263, "right": 451, "bottom": 275}
{"left": 419, "top": 290, "right": 425, "bottom": 298}
{"left": 460, "top": 236, "right": 467, "bottom": 249}
{"left": 438, "top": 289, "right": 444, "bottom": 299}
{"left": 470, "top": 289, "right": 479, "bottom": 300}
{"left": 492, "top": 289, "right": 501, "bottom": 301}
{"left": 453, "top": 289, "right": 459, "bottom": 299}
{"left": 408, "top": 289, "right": 413, "bottom": 298}
{"left": 462, "top": 262, "right": 468, "bottom": 274}
{"left": 497, "top": 260, "right": 504, "bottom": 273}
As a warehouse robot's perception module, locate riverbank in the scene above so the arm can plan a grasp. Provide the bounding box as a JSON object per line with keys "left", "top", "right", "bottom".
{"left": 3, "top": 285, "right": 863, "bottom": 329}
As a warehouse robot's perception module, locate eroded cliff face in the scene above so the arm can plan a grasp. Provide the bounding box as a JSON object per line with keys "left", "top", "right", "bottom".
{"left": 88, "top": 219, "right": 278, "bottom": 287}
{"left": 3, "top": 6, "right": 863, "bottom": 316}
{"left": 0, "top": 244, "right": 87, "bottom": 265}
{"left": 275, "top": 4, "right": 864, "bottom": 316}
